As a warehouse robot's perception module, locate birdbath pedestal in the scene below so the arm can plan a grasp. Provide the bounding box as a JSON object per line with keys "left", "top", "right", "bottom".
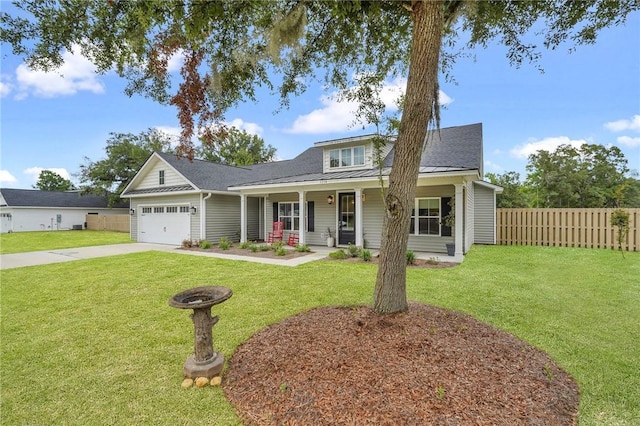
{"left": 168, "top": 286, "right": 232, "bottom": 379}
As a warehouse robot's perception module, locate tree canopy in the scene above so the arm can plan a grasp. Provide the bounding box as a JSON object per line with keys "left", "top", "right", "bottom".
{"left": 195, "top": 127, "right": 276, "bottom": 166}
{"left": 78, "top": 128, "right": 175, "bottom": 206}
{"left": 526, "top": 143, "right": 629, "bottom": 208}
{"left": 3, "top": 0, "right": 637, "bottom": 313}
{"left": 33, "top": 170, "right": 75, "bottom": 192}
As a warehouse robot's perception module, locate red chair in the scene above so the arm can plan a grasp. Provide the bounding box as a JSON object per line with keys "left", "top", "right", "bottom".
{"left": 267, "top": 221, "right": 284, "bottom": 243}
{"left": 287, "top": 233, "right": 299, "bottom": 247}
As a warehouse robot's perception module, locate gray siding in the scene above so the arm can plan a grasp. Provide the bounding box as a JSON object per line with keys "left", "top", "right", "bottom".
{"left": 363, "top": 185, "right": 455, "bottom": 253}
{"left": 464, "top": 181, "right": 474, "bottom": 253}
{"left": 473, "top": 183, "right": 496, "bottom": 244}
{"left": 267, "top": 192, "right": 335, "bottom": 245}
{"left": 247, "top": 197, "right": 261, "bottom": 241}
{"left": 205, "top": 194, "right": 241, "bottom": 243}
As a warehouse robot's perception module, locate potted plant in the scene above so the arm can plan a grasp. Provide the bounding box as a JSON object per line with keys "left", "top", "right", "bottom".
{"left": 326, "top": 227, "right": 335, "bottom": 247}
{"left": 443, "top": 198, "right": 455, "bottom": 256}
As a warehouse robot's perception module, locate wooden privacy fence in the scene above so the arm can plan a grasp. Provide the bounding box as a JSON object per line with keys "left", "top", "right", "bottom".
{"left": 85, "top": 214, "right": 130, "bottom": 233}
{"left": 497, "top": 208, "right": 640, "bottom": 251}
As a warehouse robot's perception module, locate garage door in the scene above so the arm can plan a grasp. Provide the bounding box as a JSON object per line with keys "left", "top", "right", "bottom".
{"left": 138, "top": 205, "right": 191, "bottom": 245}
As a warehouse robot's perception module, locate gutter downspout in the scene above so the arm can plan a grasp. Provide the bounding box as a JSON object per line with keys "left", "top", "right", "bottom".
{"left": 201, "top": 193, "right": 212, "bottom": 240}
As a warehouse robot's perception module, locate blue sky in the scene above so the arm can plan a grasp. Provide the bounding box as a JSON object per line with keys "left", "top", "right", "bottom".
{"left": 1, "top": 8, "right": 638, "bottom": 190}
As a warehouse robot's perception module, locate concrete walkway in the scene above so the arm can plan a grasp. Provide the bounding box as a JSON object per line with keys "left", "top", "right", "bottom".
{"left": 0, "top": 243, "right": 460, "bottom": 270}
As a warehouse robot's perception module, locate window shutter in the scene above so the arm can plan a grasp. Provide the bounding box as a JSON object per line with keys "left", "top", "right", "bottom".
{"left": 441, "top": 197, "right": 452, "bottom": 237}
{"left": 272, "top": 202, "right": 278, "bottom": 223}
{"left": 307, "top": 201, "right": 315, "bottom": 232}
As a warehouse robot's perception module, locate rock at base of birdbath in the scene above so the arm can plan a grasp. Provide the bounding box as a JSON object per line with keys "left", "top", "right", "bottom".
{"left": 183, "top": 352, "right": 224, "bottom": 379}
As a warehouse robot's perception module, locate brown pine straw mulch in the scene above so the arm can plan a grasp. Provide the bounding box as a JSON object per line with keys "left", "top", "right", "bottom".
{"left": 223, "top": 302, "right": 579, "bottom": 425}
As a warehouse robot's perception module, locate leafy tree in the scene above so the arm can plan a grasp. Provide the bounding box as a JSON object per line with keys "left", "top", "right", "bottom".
{"left": 619, "top": 178, "right": 640, "bottom": 208}
{"left": 526, "top": 144, "right": 629, "bottom": 208}
{"left": 78, "top": 128, "right": 175, "bottom": 206}
{"left": 3, "top": 1, "right": 637, "bottom": 313}
{"left": 195, "top": 127, "right": 276, "bottom": 166}
{"left": 33, "top": 170, "right": 75, "bottom": 191}
{"left": 485, "top": 172, "right": 529, "bottom": 208}
{"left": 610, "top": 209, "right": 630, "bottom": 257}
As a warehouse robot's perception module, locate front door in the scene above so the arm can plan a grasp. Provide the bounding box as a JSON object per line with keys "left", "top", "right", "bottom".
{"left": 338, "top": 193, "right": 355, "bottom": 246}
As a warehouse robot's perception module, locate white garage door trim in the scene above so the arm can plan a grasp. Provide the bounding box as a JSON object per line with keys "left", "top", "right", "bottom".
{"left": 138, "top": 204, "right": 191, "bottom": 245}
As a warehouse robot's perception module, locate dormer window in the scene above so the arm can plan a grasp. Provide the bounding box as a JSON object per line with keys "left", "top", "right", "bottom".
{"left": 159, "top": 170, "right": 165, "bottom": 185}
{"left": 329, "top": 146, "right": 365, "bottom": 169}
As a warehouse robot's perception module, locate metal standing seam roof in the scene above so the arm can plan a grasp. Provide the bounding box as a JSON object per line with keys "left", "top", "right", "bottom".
{"left": 0, "top": 188, "right": 127, "bottom": 208}
{"left": 133, "top": 123, "right": 482, "bottom": 193}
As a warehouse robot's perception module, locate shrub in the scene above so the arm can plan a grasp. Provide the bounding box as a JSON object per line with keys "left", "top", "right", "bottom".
{"left": 406, "top": 250, "right": 416, "bottom": 265}
{"left": 426, "top": 257, "right": 439, "bottom": 265}
{"left": 611, "top": 209, "right": 630, "bottom": 258}
{"left": 218, "top": 237, "right": 232, "bottom": 250}
{"left": 347, "top": 243, "right": 361, "bottom": 258}
{"left": 295, "top": 244, "right": 311, "bottom": 253}
{"left": 329, "top": 249, "right": 348, "bottom": 260}
{"left": 238, "top": 241, "right": 252, "bottom": 250}
{"left": 181, "top": 239, "right": 193, "bottom": 248}
{"left": 258, "top": 244, "right": 270, "bottom": 252}
{"left": 275, "top": 247, "right": 287, "bottom": 256}
{"left": 199, "top": 240, "right": 212, "bottom": 249}
{"left": 249, "top": 244, "right": 259, "bottom": 253}
{"left": 360, "top": 249, "right": 372, "bottom": 262}
{"left": 271, "top": 240, "right": 285, "bottom": 251}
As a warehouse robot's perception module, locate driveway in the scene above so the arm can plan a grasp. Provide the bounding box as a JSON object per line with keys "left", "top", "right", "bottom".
{"left": 0, "top": 243, "right": 177, "bottom": 270}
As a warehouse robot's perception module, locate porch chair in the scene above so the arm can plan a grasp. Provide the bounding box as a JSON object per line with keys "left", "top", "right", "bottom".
{"left": 267, "top": 221, "right": 284, "bottom": 243}
{"left": 287, "top": 232, "right": 299, "bottom": 247}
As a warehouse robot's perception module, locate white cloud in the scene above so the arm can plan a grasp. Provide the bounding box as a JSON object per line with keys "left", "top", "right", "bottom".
{"left": 484, "top": 160, "right": 504, "bottom": 173}
{"left": 0, "top": 78, "right": 11, "bottom": 98}
{"left": 226, "top": 118, "right": 264, "bottom": 136}
{"left": 604, "top": 115, "right": 640, "bottom": 132}
{"left": 510, "top": 136, "right": 587, "bottom": 159}
{"left": 24, "top": 167, "right": 72, "bottom": 183}
{"left": 0, "top": 170, "right": 18, "bottom": 185}
{"left": 166, "top": 50, "right": 185, "bottom": 73}
{"left": 285, "top": 78, "right": 453, "bottom": 135}
{"left": 15, "top": 45, "right": 104, "bottom": 98}
{"left": 617, "top": 136, "right": 640, "bottom": 147}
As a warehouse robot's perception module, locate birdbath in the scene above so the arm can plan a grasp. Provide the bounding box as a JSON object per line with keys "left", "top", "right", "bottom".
{"left": 168, "top": 286, "right": 232, "bottom": 379}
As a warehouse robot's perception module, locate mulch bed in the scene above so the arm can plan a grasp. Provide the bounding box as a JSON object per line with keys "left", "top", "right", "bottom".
{"left": 223, "top": 302, "right": 579, "bottom": 425}
{"left": 180, "top": 246, "right": 310, "bottom": 259}
{"left": 333, "top": 255, "right": 458, "bottom": 269}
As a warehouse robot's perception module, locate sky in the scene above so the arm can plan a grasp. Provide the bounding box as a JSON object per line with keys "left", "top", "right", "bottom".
{"left": 1, "top": 5, "right": 639, "bottom": 190}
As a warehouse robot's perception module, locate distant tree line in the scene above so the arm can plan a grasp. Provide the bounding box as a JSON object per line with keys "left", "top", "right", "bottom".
{"left": 487, "top": 144, "right": 640, "bottom": 208}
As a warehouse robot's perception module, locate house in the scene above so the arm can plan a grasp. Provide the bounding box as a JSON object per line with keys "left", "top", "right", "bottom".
{"left": 121, "top": 123, "right": 502, "bottom": 257}
{"left": 0, "top": 188, "right": 128, "bottom": 233}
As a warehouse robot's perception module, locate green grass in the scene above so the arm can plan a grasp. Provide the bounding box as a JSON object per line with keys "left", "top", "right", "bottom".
{"left": 1, "top": 246, "right": 638, "bottom": 425}
{"left": 0, "top": 230, "right": 132, "bottom": 254}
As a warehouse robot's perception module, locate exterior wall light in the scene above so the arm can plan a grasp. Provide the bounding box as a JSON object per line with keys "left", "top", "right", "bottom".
{"left": 191, "top": 206, "right": 197, "bottom": 214}
{"left": 129, "top": 208, "right": 135, "bottom": 215}
{"left": 327, "top": 195, "right": 334, "bottom": 205}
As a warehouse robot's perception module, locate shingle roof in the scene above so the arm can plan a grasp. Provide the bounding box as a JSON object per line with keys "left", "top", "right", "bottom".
{"left": 0, "top": 188, "right": 127, "bottom": 208}
{"left": 138, "top": 123, "right": 482, "bottom": 192}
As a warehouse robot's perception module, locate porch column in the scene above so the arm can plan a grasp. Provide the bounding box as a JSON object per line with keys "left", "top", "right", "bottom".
{"left": 298, "top": 191, "right": 305, "bottom": 245}
{"left": 454, "top": 184, "right": 464, "bottom": 258}
{"left": 264, "top": 195, "right": 270, "bottom": 241}
{"left": 240, "top": 194, "right": 247, "bottom": 243}
{"left": 355, "top": 188, "right": 364, "bottom": 247}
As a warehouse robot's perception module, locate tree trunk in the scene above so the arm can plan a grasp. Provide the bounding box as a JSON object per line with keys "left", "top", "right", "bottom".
{"left": 372, "top": 1, "right": 443, "bottom": 313}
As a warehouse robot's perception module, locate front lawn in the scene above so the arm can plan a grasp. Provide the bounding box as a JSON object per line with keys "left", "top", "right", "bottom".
{"left": 0, "top": 230, "right": 132, "bottom": 254}
{"left": 1, "top": 246, "right": 638, "bottom": 425}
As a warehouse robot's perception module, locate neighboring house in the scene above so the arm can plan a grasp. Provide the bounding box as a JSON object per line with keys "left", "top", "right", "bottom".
{"left": 121, "top": 123, "right": 502, "bottom": 257}
{"left": 0, "top": 188, "right": 128, "bottom": 233}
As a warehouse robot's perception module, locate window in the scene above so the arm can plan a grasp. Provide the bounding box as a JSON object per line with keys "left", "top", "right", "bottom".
{"left": 180, "top": 206, "right": 190, "bottom": 213}
{"left": 166, "top": 206, "right": 178, "bottom": 213}
{"left": 159, "top": 170, "right": 165, "bottom": 185}
{"left": 329, "top": 146, "right": 365, "bottom": 168}
{"left": 142, "top": 207, "right": 152, "bottom": 214}
{"left": 278, "top": 202, "right": 300, "bottom": 231}
{"left": 153, "top": 206, "right": 164, "bottom": 213}
{"left": 410, "top": 198, "right": 441, "bottom": 236}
